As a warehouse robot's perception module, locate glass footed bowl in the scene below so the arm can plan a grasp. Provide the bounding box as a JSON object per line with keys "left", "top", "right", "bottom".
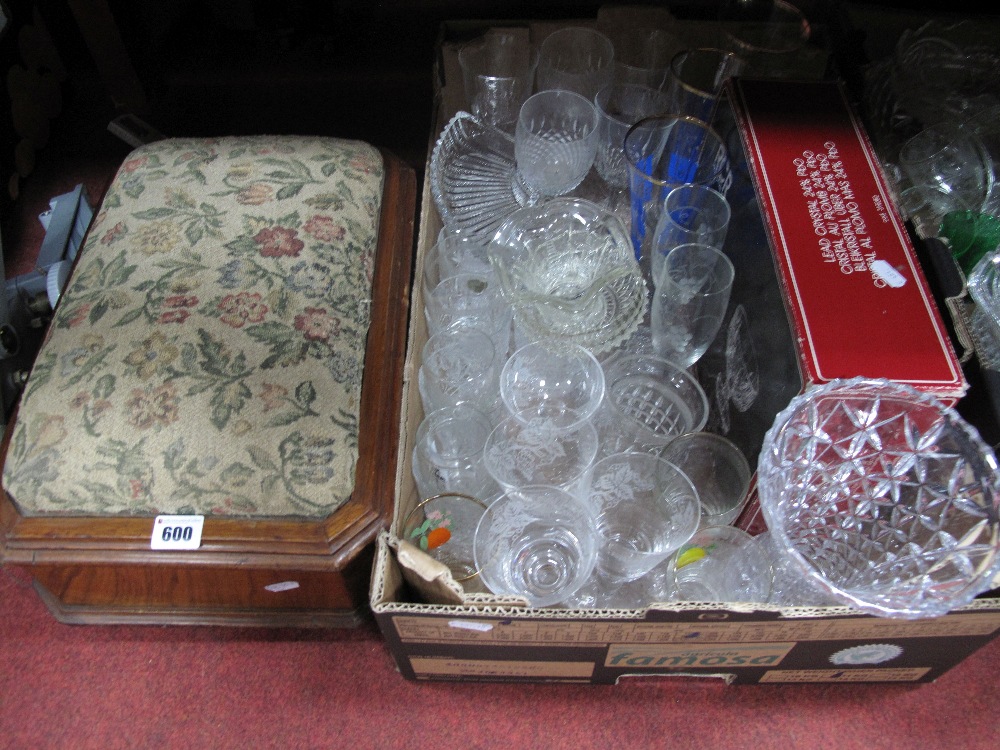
{"left": 757, "top": 377, "right": 1000, "bottom": 619}
{"left": 489, "top": 198, "right": 648, "bottom": 355}
{"left": 429, "top": 111, "right": 523, "bottom": 243}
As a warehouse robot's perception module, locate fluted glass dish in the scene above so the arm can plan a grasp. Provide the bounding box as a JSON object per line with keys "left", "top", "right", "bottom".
{"left": 429, "top": 111, "right": 522, "bottom": 242}
{"left": 488, "top": 198, "right": 648, "bottom": 355}
{"left": 757, "top": 377, "right": 1000, "bottom": 619}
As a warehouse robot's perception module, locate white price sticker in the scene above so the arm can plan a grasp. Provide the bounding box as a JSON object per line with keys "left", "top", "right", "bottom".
{"left": 870, "top": 259, "right": 907, "bottom": 288}
{"left": 150, "top": 515, "right": 205, "bottom": 550}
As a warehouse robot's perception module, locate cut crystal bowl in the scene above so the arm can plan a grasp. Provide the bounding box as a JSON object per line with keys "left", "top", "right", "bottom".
{"left": 488, "top": 198, "right": 648, "bottom": 355}
{"left": 757, "top": 377, "right": 1000, "bottom": 619}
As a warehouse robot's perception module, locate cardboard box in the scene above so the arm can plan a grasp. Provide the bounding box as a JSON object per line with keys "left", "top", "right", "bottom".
{"left": 370, "top": 20, "right": 1000, "bottom": 685}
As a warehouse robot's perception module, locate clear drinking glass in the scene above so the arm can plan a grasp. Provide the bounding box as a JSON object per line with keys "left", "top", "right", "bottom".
{"left": 660, "top": 431, "right": 751, "bottom": 527}
{"left": 458, "top": 30, "right": 538, "bottom": 133}
{"left": 668, "top": 525, "right": 774, "bottom": 602}
{"left": 757, "top": 377, "right": 1000, "bottom": 619}
{"left": 717, "top": 0, "right": 811, "bottom": 78}
{"left": 500, "top": 338, "right": 605, "bottom": 428}
{"left": 483, "top": 412, "right": 599, "bottom": 495}
{"left": 417, "top": 326, "right": 501, "bottom": 416}
{"left": 474, "top": 485, "right": 599, "bottom": 607}
{"left": 608, "top": 27, "right": 679, "bottom": 90}
{"left": 513, "top": 89, "right": 600, "bottom": 205}
{"left": 666, "top": 47, "right": 745, "bottom": 123}
{"left": 423, "top": 271, "right": 514, "bottom": 357}
{"left": 536, "top": 26, "right": 615, "bottom": 99}
{"left": 594, "top": 353, "right": 709, "bottom": 456}
{"left": 411, "top": 403, "right": 496, "bottom": 501}
{"left": 967, "top": 248, "right": 1000, "bottom": 359}
{"left": 898, "top": 123, "right": 993, "bottom": 219}
{"left": 650, "top": 242, "right": 734, "bottom": 369}
{"left": 650, "top": 183, "right": 731, "bottom": 281}
{"left": 423, "top": 227, "right": 492, "bottom": 299}
{"left": 594, "top": 83, "right": 672, "bottom": 189}
{"left": 586, "top": 451, "right": 701, "bottom": 584}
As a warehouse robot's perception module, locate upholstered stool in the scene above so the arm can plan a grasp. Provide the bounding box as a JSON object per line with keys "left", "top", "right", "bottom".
{"left": 0, "top": 135, "right": 415, "bottom": 626}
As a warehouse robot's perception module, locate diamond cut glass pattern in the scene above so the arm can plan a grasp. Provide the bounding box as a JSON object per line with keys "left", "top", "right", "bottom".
{"left": 758, "top": 378, "right": 1000, "bottom": 618}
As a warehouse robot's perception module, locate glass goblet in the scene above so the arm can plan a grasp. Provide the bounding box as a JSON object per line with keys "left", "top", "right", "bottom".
{"left": 474, "top": 484, "right": 599, "bottom": 607}
{"left": 650, "top": 242, "right": 735, "bottom": 369}
{"left": 512, "top": 89, "right": 600, "bottom": 206}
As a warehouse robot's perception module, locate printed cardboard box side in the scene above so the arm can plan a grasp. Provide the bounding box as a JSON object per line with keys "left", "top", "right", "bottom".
{"left": 369, "top": 77, "right": 1000, "bottom": 685}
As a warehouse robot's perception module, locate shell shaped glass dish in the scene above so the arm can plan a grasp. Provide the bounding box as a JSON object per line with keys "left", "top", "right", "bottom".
{"left": 430, "top": 111, "right": 522, "bottom": 243}
{"left": 756, "top": 377, "right": 1000, "bottom": 619}
{"left": 488, "top": 198, "right": 648, "bottom": 355}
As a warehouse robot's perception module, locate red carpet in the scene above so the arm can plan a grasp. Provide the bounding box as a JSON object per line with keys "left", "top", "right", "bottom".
{"left": 2, "top": 566, "right": 1000, "bottom": 749}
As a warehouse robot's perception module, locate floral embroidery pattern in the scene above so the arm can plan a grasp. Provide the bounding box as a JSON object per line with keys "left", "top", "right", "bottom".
{"left": 4, "top": 135, "right": 384, "bottom": 517}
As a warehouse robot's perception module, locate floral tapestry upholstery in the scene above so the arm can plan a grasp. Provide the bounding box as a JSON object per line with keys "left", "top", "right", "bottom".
{"left": 3, "top": 135, "right": 385, "bottom": 518}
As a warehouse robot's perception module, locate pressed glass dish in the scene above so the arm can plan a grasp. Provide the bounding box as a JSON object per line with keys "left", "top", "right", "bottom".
{"left": 595, "top": 353, "right": 709, "bottom": 455}
{"left": 429, "top": 111, "right": 522, "bottom": 242}
{"left": 756, "top": 377, "right": 1000, "bottom": 619}
{"left": 488, "top": 198, "right": 648, "bottom": 354}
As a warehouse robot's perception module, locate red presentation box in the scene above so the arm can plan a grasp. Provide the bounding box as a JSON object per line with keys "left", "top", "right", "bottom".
{"left": 709, "top": 78, "right": 967, "bottom": 533}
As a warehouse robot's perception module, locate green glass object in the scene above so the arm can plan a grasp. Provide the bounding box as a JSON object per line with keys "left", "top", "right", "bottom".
{"left": 939, "top": 210, "right": 1000, "bottom": 275}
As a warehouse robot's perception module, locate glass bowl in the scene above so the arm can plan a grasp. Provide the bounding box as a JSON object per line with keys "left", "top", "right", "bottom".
{"left": 488, "top": 198, "right": 648, "bottom": 354}
{"left": 500, "top": 339, "right": 605, "bottom": 428}
{"left": 594, "top": 353, "right": 709, "bottom": 455}
{"left": 429, "top": 111, "right": 522, "bottom": 243}
{"left": 757, "top": 377, "right": 1000, "bottom": 619}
